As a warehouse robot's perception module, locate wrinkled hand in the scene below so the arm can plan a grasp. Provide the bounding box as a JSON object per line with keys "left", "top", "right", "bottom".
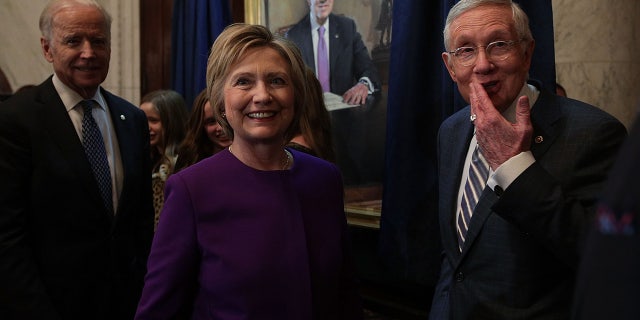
{"left": 342, "top": 83, "right": 369, "bottom": 105}
{"left": 470, "top": 82, "right": 533, "bottom": 169}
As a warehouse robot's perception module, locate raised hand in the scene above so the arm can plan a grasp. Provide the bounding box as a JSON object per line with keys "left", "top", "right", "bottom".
{"left": 469, "top": 82, "right": 533, "bottom": 169}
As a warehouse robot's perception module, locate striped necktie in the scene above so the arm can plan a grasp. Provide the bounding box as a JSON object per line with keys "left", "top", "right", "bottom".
{"left": 456, "top": 145, "right": 489, "bottom": 251}
{"left": 81, "top": 100, "right": 114, "bottom": 215}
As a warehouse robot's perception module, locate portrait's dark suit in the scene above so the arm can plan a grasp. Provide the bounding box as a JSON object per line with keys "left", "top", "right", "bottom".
{"left": 0, "top": 76, "right": 154, "bottom": 320}
{"left": 429, "top": 81, "right": 627, "bottom": 319}
{"left": 285, "top": 13, "right": 380, "bottom": 96}
{"left": 286, "top": 13, "right": 382, "bottom": 184}
{"left": 572, "top": 113, "right": 640, "bottom": 320}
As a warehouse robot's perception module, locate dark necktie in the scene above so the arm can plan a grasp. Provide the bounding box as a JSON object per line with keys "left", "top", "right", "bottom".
{"left": 456, "top": 145, "right": 489, "bottom": 251}
{"left": 81, "top": 100, "right": 114, "bottom": 214}
{"left": 317, "top": 26, "right": 330, "bottom": 92}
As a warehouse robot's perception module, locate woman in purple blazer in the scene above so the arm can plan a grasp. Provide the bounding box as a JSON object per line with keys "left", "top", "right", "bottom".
{"left": 134, "top": 23, "right": 362, "bottom": 320}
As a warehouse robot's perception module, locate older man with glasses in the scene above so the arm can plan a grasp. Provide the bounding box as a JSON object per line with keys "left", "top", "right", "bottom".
{"left": 428, "top": 0, "right": 627, "bottom": 319}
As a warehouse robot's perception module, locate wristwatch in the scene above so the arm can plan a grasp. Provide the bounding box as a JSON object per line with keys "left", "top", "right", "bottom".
{"left": 358, "top": 79, "right": 373, "bottom": 94}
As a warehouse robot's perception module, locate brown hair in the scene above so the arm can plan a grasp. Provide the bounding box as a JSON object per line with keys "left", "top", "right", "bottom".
{"left": 292, "top": 68, "right": 336, "bottom": 162}
{"left": 174, "top": 89, "right": 226, "bottom": 172}
{"left": 140, "top": 90, "right": 188, "bottom": 172}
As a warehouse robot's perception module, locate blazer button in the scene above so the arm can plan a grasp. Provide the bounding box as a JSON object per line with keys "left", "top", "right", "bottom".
{"left": 455, "top": 272, "right": 464, "bottom": 282}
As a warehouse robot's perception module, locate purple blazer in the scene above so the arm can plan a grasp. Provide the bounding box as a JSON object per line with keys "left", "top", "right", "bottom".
{"left": 135, "top": 149, "right": 362, "bottom": 319}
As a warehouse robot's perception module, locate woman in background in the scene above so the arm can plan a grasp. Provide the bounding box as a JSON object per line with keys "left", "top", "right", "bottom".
{"left": 135, "top": 23, "right": 362, "bottom": 320}
{"left": 287, "top": 67, "right": 336, "bottom": 162}
{"left": 139, "top": 89, "right": 188, "bottom": 229}
{"left": 174, "top": 89, "right": 232, "bottom": 172}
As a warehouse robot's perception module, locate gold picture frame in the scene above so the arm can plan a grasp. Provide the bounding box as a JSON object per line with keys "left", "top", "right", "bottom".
{"left": 243, "top": 0, "right": 266, "bottom": 26}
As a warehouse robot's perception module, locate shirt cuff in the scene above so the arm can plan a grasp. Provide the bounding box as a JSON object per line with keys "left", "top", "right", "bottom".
{"left": 487, "top": 151, "right": 535, "bottom": 193}
{"left": 358, "top": 77, "right": 374, "bottom": 94}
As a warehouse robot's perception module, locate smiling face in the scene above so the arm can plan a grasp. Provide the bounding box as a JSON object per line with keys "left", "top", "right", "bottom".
{"left": 308, "top": 0, "right": 334, "bottom": 25}
{"left": 222, "top": 46, "right": 295, "bottom": 147}
{"left": 41, "top": 5, "right": 110, "bottom": 99}
{"left": 140, "top": 102, "right": 163, "bottom": 152}
{"left": 203, "top": 101, "right": 232, "bottom": 148}
{"left": 442, "top": 5, "right": 534, "bottom": 113}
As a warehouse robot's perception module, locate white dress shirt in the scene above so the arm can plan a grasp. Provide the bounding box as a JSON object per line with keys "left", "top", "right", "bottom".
{"left": 52, "top": 74, "right": 123, "bottom": 212}
{"left": 456, "top": 82, "right": 540, "bottom": 223}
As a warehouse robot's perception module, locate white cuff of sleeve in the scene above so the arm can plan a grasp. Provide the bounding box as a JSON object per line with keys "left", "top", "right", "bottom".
{"left": 358, "top": 77, "right": 374, "bottom": 94}
{"left": 487, "top": 151, "right": 535, "bottom": 193}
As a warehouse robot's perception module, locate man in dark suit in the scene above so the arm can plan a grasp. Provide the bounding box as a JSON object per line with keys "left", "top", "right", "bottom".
{"left": 0, "top": 1, "right": 154, "bottom": 319}
{"left": 285, "top": 0, "right": 380, "bottom": 102}
{"left": 572, "top": 112, "right": 640, "bottom": 320}
{"left": 429, "top": 0, "right": 627, "bottom": 319}
{"left": 285, "top": 0, "right": 382, "bottom": 184}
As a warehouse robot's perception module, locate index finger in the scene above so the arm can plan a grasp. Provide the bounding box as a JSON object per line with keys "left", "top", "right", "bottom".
{"left": 469, "top": 82, "right": 497, "bottom": 120}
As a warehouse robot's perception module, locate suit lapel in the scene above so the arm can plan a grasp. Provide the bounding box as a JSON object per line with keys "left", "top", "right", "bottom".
{"left": 328, "top": 14, "right": 342, "bottom": 75}
{"left": 457, "top": 84, "right": 562, "bottom": 259}
{"left": 102, "top": 90, "right": 133, "bottom": 218}
{"left": 296, "top": 18, "right": 315, "bottom": 70}
{"left": 458, "top": 188, "right": 497, "bottom": 259}
{"left": 441, "top": 108, "right": 476, "bottom": 259}
{"left": 529, "top": 89, "right": 562, "bottom": 158}
{"left": 36, "top": 79, "right": 106, "bottom": 216}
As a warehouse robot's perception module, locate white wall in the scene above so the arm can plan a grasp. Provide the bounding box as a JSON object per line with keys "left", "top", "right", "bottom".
{"left": 552, "top": 0, "right": 640, "bottom": 128}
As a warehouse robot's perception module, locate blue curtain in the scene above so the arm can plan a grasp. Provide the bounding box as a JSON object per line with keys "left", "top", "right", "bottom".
{"left": 379, "top": 0, "right": 555, "bottom": 287}
{"left": 171, "top": 0, "right": 232, "bottom": 109}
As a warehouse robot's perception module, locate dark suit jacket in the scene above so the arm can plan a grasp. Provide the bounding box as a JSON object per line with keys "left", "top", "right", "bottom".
{"left": 286, "top": 13, "right": 380, "bottom": 96}
{"left": 0, "top": 77, "right": 154, "bottom": 320}
{"left": 572, "top": 113, "right": 640, "bottom": 320}
{"left": 429, "top": 82, "right": 627, "bottom": 320}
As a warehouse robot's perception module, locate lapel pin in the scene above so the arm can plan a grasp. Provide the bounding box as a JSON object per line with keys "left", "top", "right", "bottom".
{"left": 120, "top": 115, "right": 126, "bottom": 120}
{"left": 535, "top": 135, "right": 543, "bottom": 143}
{"left": 335, "top": 34, "right": 339, "bottom": 39}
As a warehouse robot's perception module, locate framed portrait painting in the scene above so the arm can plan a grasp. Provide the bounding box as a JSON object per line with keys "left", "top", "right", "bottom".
{"left": 245, "top": 0, "right": 393, "bottom": 228}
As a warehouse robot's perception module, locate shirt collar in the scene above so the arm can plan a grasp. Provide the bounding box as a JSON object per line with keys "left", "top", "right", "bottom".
{"left": 309, "top": 13, "right": 329, "bottom": 33}
{"left": 52, "top": 74, "right": 107, "bottom": 112}
{"left": 501, "top": 81, "right": 540, "bottom": 123}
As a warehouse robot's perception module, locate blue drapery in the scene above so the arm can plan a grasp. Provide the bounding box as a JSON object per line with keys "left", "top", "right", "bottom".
{"left": 379, "top": 0, "right": 555, "bottom": 286}
{"left": 171, "top": 0, "right": 231, "bottom": 109}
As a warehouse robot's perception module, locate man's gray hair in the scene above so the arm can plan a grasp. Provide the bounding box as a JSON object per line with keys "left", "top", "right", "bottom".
{"left": 39, "top": 0, "right": 112, "bottom": 41}
{"left": 443, "top": 0, "right": 532, "bottom": 51}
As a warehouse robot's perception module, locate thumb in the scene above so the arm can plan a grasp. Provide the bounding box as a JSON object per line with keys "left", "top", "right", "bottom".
{"left": 515, "top": 95, "right": 531, "bottom": 125}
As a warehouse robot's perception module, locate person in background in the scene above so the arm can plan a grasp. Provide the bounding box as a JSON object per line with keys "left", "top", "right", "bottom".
{"left": 285, "top": 0, "right": 380, "bottom": 104}
{"left": 429, "top": 0, "right": 627, "bottom": 319}
{"left": 556, "top": 81, "right": 567, "bottom": 97}
{"left": 134, "top": 23, "right": 362, "bottom": 320}
{"left": 0, "top": 1, "right": 154, "bottom": 319}
{"left": 286, "top": 0, "right": 382, "bottom": 184}
{"left": 174, "top": 89, "right": 232, "bottom": 172}
{"left": 572, "top": 112, "right": 640, "bottom": 320}
{"left": 139, "top": 89, "right": 188, "bottom": 230}
{"left": 287, "top": 67, "right": 336, "bottom": 162}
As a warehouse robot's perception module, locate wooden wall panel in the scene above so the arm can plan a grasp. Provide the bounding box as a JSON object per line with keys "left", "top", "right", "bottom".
{"left": 139, "top": 0, "right": 244, "bottom": 98}
{"left": 140, "top": 0, "right": 173, "bottom": 97}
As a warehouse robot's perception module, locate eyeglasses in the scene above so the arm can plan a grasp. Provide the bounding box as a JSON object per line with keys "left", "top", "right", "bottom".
{"left": 448, "top": 40, "right": 523, "bottom": 67}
